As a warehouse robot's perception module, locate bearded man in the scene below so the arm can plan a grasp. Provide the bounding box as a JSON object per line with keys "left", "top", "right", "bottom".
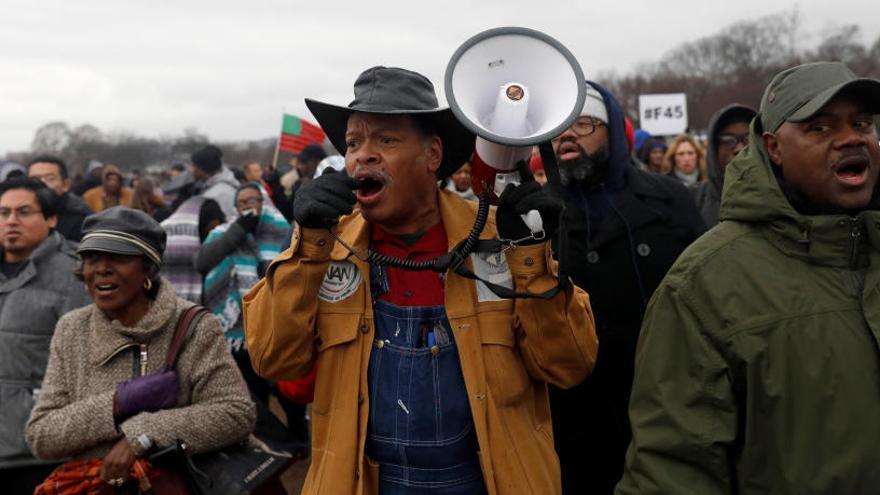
{"left": 546, "top": 82, "right": 705, "bottom": 495}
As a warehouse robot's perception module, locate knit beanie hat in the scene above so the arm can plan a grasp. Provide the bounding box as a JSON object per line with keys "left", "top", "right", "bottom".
{"left": 581, "top": 85, "right": 608, "bottom": 124}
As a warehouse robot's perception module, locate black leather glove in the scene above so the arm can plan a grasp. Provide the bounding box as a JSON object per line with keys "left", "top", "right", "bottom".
{"left": 496, "top": 162, "right": 562, "bottom": 245}
{"left": 235, "top": 211, "right": 260, "bottom": 233}
{"left": 293, "top": 171, "right": 360, "bottom": 229}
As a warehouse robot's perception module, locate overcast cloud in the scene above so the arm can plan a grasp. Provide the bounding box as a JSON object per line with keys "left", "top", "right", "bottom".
{"left": 1, "top": 0, "right": 877, "bottom": 155}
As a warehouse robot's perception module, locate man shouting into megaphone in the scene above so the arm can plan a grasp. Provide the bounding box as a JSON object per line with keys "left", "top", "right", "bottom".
{"left": 244, "top": 66, "right": 597, "bottom": 495}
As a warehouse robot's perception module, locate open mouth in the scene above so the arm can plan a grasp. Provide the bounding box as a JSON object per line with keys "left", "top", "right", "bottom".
{"left": 557, "top": 141, "right": 582, "bottom": 162}
{"left": 94, "top": 283, "right": 119, "bottom": 297}
{"left": 354, "top": 171, "right": 388, "bottom": 205}
{"left": 834, "top": 155, "right": 870, "bottom": 186}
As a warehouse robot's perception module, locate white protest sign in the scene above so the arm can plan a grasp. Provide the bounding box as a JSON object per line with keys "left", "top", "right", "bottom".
{"left": 638, "top": 93, "right": 688, "bottom": 136}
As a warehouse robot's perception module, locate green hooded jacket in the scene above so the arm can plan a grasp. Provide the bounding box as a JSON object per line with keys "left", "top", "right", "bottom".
{"left": 615, "top": 120, "right": 880, "bottom": 494}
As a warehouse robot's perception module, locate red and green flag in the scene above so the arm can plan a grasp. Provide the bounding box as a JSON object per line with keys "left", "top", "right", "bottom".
{"left": 279, "top": 113, "right": 325, "bottom": 153}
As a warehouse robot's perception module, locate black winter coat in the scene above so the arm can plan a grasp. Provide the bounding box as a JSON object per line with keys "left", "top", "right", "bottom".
{"left": 550, "top": 165, "right": 705, "bottom": 494}
{"left": 54, "top": 193, "right": 92, "bottom": 242}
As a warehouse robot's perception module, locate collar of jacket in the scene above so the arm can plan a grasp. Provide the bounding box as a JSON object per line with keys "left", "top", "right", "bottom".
{"left": 328, "top": 188, "right": 497, "bottom": 262}
{"left": 561, "top": 167, "right": 671, "bottom": 248}
{"left": 89, "top": 277, "right": 182, "bottom": 366}
{"left": 721, "top": 120, "right": 880, "bottom": 268}
{"left": 0, "top": 231, "right": 68, "bottom": 291}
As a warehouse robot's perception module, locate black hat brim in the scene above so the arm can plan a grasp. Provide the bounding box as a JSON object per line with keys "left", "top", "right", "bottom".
{"left": 305, "top": 98, "right": 475, "bottom": 178}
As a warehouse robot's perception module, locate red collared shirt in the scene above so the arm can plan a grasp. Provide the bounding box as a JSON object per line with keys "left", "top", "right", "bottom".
{"left": 370, "top": 222, "right": 447, "bottom": 307}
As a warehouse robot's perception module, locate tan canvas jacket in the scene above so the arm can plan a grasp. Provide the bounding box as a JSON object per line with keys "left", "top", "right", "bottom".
{"left": 244, "top": 189, "right": 597, "bottom": 495}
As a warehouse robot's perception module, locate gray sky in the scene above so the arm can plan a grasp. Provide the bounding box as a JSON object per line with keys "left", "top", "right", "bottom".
{"left": 1, "top": 0, "right": 877, "bottom": 155}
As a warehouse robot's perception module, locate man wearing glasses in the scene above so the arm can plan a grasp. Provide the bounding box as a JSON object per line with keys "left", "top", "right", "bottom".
{"left": 546, "top": 82, "right": 705, "bottom": 495}
{"left": 27, "top": 155, "right": 93, "bottom": 242}
{"left": 695, "top": 105, "right": 757, "bottom": 227}
{"left": 0, "top": 177, "right": 89, "bottom": 491}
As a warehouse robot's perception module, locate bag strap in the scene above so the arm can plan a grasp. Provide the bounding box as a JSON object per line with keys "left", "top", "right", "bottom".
{"left": 166, "top": 305, "right": 209, "bottom": 369}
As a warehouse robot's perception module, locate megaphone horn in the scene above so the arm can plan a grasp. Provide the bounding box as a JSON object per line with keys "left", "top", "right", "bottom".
{"left": 445, "top": 27, "right": 586, "bottom": 235}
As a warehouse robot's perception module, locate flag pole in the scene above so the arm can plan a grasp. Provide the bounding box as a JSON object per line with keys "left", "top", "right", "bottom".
{"left": 271, "top": 110, "right": 284, "bottom": 171}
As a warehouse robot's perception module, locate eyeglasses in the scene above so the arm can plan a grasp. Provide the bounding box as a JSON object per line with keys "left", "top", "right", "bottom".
{"left": 551, "top": 118, "right": 606, "bottom": 142}
{"left": 30, "top": 173, "right": 61, "bottom": 183}
{"left": 236, "top": 198, "right": 262, "bottom": 208}
{"left": 572, "top": 118, "right": 606, "bottom": 137}
{"left": 718, "top": 134, "right": 749, "bottom": 150}
{"left": 0, "top": 207, "right": 43, "bottom": 221}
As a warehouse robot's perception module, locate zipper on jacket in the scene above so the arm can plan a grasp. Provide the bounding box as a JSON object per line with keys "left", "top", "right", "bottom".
{"left": 139, "top": 344, "right": 148, "bottom": 377}
{"left": 98, "top": 343, "right": 138, "bottom": 368}
{"left": 848, "top": 218, "right": 861, "bottom": 269}
{"left": 132, "top": 348, "right": 140, "bottom": 377}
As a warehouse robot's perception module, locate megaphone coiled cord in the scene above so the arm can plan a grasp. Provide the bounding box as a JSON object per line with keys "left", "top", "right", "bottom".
{"left": 327, "top": 189, "right": 491, "bottom": 272}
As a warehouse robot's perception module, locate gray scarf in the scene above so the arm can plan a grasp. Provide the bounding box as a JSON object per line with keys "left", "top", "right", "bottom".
{"left": 674, "top": 168, "right": 700, "bottom": 187}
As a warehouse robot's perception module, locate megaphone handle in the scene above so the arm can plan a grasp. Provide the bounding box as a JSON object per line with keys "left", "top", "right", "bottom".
{"left": 538, "top": 141, "right": 562, "bottom": 188}
{"left": 522, "top": 210, "right": 544, "bottom": 238}
{"left": 494, "top": 170, "right": 545, "bottom": 238}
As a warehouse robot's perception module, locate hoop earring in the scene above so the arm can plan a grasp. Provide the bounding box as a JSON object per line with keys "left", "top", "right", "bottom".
{"left": 144, "top": 278, "right": 153, "bottom": 291}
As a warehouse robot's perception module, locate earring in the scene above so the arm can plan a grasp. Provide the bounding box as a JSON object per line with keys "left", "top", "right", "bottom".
{"left": 143, "top": 278, "right": 153, "bottom": 291}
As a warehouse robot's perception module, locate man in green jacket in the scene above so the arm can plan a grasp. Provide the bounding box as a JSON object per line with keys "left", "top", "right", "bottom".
{"left": 616, "top": 62, "right": 880, "bottom": 494}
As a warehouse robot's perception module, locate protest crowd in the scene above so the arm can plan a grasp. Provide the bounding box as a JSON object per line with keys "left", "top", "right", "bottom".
{"left": 2, "top": 19, "right": 880, "bottom": 495}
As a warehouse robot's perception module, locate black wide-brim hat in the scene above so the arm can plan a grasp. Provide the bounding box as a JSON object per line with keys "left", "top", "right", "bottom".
{"left": 305, "top": 66, "right": 475, "bottom": 178}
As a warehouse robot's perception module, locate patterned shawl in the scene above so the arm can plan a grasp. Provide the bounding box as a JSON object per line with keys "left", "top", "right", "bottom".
{"left": 202, "top": 200, "right": 289, "bottom": 351}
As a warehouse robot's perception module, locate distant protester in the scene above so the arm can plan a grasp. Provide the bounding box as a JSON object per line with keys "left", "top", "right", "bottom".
{"left": 197, "top": 183, "right": 290, "bottom": 340}
{"left": 695, "top": 104, "right": 757, "bottom": 226}
{"left": 530, "top": 153, "right": 548, "bottom": 186}
{"left": 129, "top": 169, "right": 142, "bottom": 189}
{"left": 190, "top": 144, "right": 239, "bottom": 219}
{"left": 160, "top": 196, "right": 225, "bottom": 304}
{"left": 637, "top": 138, "right": 667, "bottom": 174}
{"left": 633, "top": 129, "right": 651, "bottom": 156}
{"left": 169, "top": 162, "right": 186, "bottom": 178}
{"left": 195, "top": 184, "right": 306, "bottom": 446}
{"left": 443, "top": 162, "right": 477, "bottom": 201}
{"left": 0, "top": 160, "right": 26, "bottom": 182}
{"left": 71, "top": 161, "right": 103, "bottom": 196}
{"left": 279, "top": 143, "right": 327, "bottom": 199}
{"left": 83, "top": 164, "right": 133, "bottom": 212}
{"left": 663, "top": 134, "right": 706, "bottom": 187}
{"left": 129, "top": 178, "right": 171, "bottom": 223}
{"left": 27, "top": 155, "right": 93, "bottom": 241}
{"left": 243, "top": 161, "right": 265, "bottom": 184}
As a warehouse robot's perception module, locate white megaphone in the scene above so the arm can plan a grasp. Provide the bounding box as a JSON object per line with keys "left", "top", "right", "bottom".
{"left": 445, "top": 27, "right": 586, "bottom": 238}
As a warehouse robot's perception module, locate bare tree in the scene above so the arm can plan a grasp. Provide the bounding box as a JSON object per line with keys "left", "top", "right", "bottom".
{"left": 22, "top": 121, "right": 276, "bottom": 178}
{"left": 31, "top": 122, "right": 71, "bottom": 154}
{"left": 814, "top": 25, "right": 866, "bottom": 64}
{"left": 601, "top": 8, "right": 877, "bottom": 132}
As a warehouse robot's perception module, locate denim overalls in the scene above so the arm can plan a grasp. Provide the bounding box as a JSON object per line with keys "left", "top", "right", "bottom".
{"left": 366, "top": 298, "right": 486, "bottom": 494}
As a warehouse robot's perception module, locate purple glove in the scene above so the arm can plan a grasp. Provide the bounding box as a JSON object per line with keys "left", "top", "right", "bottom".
{"left": 114, "top": 368, "right": 179, "bottom": 422}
